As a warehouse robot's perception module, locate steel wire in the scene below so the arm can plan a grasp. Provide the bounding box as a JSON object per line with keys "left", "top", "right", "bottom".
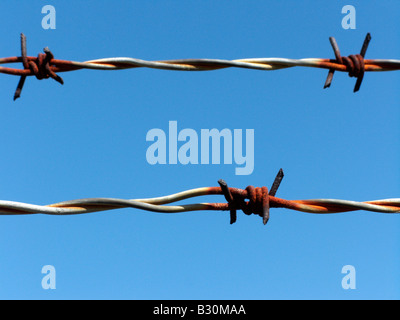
{"left": 1, "top": 33, "right": 400, "bottom": 99}
{"left": 1, "top": 183, "right": 399, "bottom": 225}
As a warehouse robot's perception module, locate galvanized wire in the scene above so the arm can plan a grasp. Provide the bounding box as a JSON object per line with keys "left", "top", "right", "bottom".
{"left": 1, "top": 33, "right": 399, "bottom": 226}
{"left": 2, "top": 56, "right": 400, "bottom": 73}
{"left": 1, "top": 194, "right": 399, "bottom": 215}
{"left": 1, "top": 33, "right": 400, "bottom": 99}
{"left": 1, "top": 175, "right": 399, "bottom": 225}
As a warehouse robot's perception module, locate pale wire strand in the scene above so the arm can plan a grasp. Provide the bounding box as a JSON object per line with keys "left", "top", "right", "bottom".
{"left": 55, "top": 57, "right": 400, "bottom": 72}
{"left": 1, "top": 35, "right": 399, "bottom": 222}
{"left": 0, "top": 188, "right": 399, "bottom": 216}
{"left": 2, "top": 32, "right": 400, "bottom": 100}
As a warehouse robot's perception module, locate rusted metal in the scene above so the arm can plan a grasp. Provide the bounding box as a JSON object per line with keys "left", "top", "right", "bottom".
{"left": 216, "top": 184, "right": 270, "bottom": 225}
{"left": 324, "top": 33, "right": 372, "bottom": 92}
{"left": 14, "top": 34, "right": 28, "bottom": 100}
{"left": 11, "top": 33, "right": 64, "bottom": 100}
{"left": 324, "top": 36, "right": 343, "bottom": 89}
{"left": 0, "top": 171, "right": 399, "bottom": 225}
{"left": 269, "top": 168, "right": 284, "bottom": 197}
{"left": 218, "top": 179, "right": 237, "bottom": 224}
{"left": 1, "top": 33, "right": 399, "bottom": 100}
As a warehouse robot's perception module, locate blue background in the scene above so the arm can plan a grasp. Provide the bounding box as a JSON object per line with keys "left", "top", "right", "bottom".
{"left": 0, "top": 1, "right": 398, "bottom": 299}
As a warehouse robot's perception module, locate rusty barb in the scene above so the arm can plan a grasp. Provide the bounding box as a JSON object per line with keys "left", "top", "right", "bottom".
{"left": 1, "top": 33, "right": 400, "bottom": 100}
{"left": 324, "top": 33, "right": 371, "bottom": 92}
{"left": 13, "top": 34, "right": 63, "bottom": 100}
{"left": 218, "top": 169, "right": 284, "bottom": 225}
{"left": 0, "top": 169, "right": 399, "bottom": 226}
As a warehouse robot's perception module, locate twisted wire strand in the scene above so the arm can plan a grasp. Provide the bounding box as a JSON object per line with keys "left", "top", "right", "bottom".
{"left": 1, "top": 33, "right": 400, "bottom": 99}
{"left": 51, "top": 57, "right": 400, "bottom": 72}
{"left": 1, "top": 56, "right": 400, "bottom": 75}
{"left": 1, "top": 187, "right": 399, "bottom": 217}
{"left": 1, "top": 168, "right": 399, "bottom": 225}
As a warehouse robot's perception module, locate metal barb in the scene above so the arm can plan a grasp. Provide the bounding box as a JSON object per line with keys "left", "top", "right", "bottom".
{"left": 218, "top": 179, "right": 237, "bottom": 224}
{"left": 269, "top": 168, "right": 284, "bottom": 197}
{"left": 1, "top": 32, "right": 399, "bottom": 100}
{"left": 324, "top": 33, "right": 372, "bottom": 92}
{"left": 219, "top": 179, "right": 272, "bottom": 226}
{"left": 360, "top": 33, "right": 372, "bottom": 57}
{"left": 353, "top": 33, "right": 372, "bottom": 92}
{"left": 13, "top": 75, "right": 26, "bottom": 101}
{"left": 13, "top": 33, "right": 28, "bottom": 100}
{"left": 324, "top": 37, "right": 343, "bottom": 89}
{"left": 0, "top": 174, "right": 398, "bottom": 223}
{"left": 12, "top": 33, "right": 63, "bottom": 101}
{"left": 261, "top": 186, "right": 270, "bottom": 225}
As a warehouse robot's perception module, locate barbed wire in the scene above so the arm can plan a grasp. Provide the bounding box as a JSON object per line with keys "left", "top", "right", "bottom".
{"left": 1, "top": 33, "right": 399, "bottom": 100}
{"left": 1, "top": 170, "right": 399, "bottom": 226}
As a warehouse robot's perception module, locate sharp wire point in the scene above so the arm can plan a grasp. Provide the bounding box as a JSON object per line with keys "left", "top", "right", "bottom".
{"left": 0, "top": 33, "right": 398, "bottom": 100}
{"left": 269, "top": 168, "right": 284, "bottom": 197}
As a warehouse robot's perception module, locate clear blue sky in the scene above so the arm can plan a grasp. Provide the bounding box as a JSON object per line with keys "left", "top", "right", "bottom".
{"left": 0, "top": 1, "right": 398, "bottom": 299}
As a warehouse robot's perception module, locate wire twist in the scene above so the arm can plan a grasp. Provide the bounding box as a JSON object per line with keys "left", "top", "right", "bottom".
{"left": 1, "top": 169, "right": 398, "bottom": 226}
{"left": 324, "top": 33, "right": 372, "bottom": 92}
{"left": 13, "top": 34, "right": 63, "bottom": 100}
{"left": 1, "top": 33, "right": 400, "bottom": 100}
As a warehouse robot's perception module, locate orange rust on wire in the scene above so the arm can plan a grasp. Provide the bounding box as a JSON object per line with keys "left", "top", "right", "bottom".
{"left": 0, "top": 168, "right": 399, "bottom": 225}
{"left": 207, "top": 186, "right": 400, "bottom": 223}
{"left": 218, "top": 182, "right": 270, "bottom": 225}
{"left": 12, "top": 34, "right": 64, "bottom": 100}
{"left": 215, "top": 169, "right": 285, "bottom": 225}
{"left": 200, "top": 168, "right": 400, "bottom": 225}
{"left": 324, "top": 33, "right": 371, "bottom": 92}
{"left": 1, "top": 32, "right": 400, "bottom": 100}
